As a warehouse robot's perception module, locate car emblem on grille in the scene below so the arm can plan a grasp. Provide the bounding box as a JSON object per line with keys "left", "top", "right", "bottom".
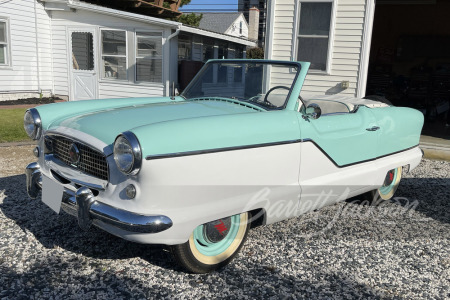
{"left": 68, "top": 143, "right": 80, "bottom": 165}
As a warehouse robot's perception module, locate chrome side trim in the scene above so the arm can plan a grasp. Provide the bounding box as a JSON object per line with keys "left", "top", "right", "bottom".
{"left": 301, "top": 139, "right": 420, "bottom": 168}
{"left": 145, "top": 139, "right": 303, "bottom": 160}
{"left": 146, "top": 138, "right": 420, "bottom": 168}
{"left": 61, "top": 188, "right": 173, "bottom": 234}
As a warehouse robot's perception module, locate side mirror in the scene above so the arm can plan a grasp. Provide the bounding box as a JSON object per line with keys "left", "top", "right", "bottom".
{"left": 303, "top": 103, "right": 321, "bottom": 120}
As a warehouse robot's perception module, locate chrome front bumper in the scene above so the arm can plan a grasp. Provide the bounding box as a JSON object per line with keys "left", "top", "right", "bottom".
{"left": 25, "top": 162, "right": 173, "bottom": 234}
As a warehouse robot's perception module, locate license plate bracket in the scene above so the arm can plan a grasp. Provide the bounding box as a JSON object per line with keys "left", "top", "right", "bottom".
{"left": 42, "top": 176, "right": 64, "bottom": 214}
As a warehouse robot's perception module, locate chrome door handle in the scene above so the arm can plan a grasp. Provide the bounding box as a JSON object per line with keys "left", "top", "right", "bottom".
{"left": 366, "top": 126, "right": 380, "bottom": 131}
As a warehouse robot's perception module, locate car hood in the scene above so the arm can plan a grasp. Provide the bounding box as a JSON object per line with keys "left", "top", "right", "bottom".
{"left": 48, "top": 99, "right": 258, "bottom": 146}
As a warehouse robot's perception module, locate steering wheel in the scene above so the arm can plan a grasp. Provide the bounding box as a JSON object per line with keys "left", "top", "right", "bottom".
{"left": 264, "top": 86, "right": 290, "bottom": 107}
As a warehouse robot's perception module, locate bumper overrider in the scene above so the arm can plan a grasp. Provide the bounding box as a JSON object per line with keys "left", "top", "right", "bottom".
{"left": 25, "top": 162, "right": 173, "bottom": 234}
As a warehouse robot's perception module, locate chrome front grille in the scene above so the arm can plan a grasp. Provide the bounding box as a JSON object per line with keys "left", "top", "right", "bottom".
{"left": 48, "top": 135, "right": 108, "bottom": 181}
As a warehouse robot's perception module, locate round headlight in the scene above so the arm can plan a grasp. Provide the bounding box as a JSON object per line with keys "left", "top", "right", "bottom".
{"left": 23, "top": 108, "right": 42, "bottom": 140}
{"left": 113, "top": 131, "right": 142, "bottom": 175}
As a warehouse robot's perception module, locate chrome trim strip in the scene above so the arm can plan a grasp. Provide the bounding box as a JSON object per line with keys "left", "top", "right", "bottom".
{"left": 145, "top": 139, "right": 303, "bottom": 160}
{"left": 301, "top": 139, "right": 420, "bottom": 168}
{"left": 146, "top": 138, "right": 419, "bottom": 168}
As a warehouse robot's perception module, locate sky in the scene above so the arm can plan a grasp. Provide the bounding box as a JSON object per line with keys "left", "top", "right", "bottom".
{"left": 179, "top": 0, "right": 238, "bottom": 12}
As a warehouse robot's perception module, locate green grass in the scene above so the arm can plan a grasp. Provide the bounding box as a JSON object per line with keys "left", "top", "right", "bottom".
{"left": 0, "top": 108, "right": 30, "bottom": 143}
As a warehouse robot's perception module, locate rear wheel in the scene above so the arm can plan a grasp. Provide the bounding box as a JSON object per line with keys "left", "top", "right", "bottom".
{"left": 171, "top": 212, "right": 250, "bottom": 273}
{"left": 367, "top": 167, "right": 402, "bottom": 202}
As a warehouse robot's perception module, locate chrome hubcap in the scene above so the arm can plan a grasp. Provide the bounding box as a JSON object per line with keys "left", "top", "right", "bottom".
{"left": 203, "top": 217, "right": 232, "bottom": 243}
{"left": 383, "top": 169, "right": 395, "bottom": 186}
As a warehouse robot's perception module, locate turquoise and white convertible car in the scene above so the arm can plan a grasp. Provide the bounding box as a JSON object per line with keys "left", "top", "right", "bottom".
{"left": 24, "top": 60, "right": 424, "bottom": 273}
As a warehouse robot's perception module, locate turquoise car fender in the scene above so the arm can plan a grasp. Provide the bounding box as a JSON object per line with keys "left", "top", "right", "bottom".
{"left": 369, "top": 107, "right": 424, "bottom": 157}
{"left": 131, "top": 110, "right": 302, "bottom": 158}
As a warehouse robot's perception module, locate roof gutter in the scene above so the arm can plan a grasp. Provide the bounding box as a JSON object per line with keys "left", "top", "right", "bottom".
{"left": 66, "top": 0, "right": 180, "bottom": 28}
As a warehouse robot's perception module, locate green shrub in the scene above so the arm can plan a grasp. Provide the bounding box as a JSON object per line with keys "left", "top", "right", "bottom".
{"left": 246, "top": 47, "right": 264, "bottom": 59}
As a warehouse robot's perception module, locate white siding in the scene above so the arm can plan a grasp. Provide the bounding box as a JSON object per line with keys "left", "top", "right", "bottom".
{"left": 269, "top": 0, "right": 367, "bottom": 97}
{"left": 98, "top": 82, "right": 164, "bottom": 99}
{"left": 51, "top": 9, "right": 168, "bottom": 100}
{"left": 0, "top": 0, "right": 53, "bottom": 98}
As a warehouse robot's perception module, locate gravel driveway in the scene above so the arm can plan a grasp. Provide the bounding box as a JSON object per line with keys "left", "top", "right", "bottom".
{"left": 0, "top": 145, "right": 449, "bottom": 299}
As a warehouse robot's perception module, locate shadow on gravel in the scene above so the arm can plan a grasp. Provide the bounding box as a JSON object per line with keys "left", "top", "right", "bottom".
{"left": 0, "top": 174, "right": 448, "bottom": 298}
{"left": 345, "top": 177, "right": 449, "bottom": 225}
{"left": 0, "top": 262, "right": 172, "bottom": 299}
{"left": 0, "top": 257, "right": 387, "bottom": 299}
{"left": 0, "top": 175, "right": 175, "bottom": 271}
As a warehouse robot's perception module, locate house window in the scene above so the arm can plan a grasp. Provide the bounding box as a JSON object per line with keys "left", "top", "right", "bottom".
{"left": 136, "top": 32, "right": 163, "bottom": 83}
{"left": 101, "top": 30, "right": 127, "bottom": 80}
{"left": 0, "top": 19, "right": 9, "bottom": 66}
{"left": 239, "top": 22, "right": 243, "bottom": 35}
{"left": 178, "top": 34, "right": 192, "bottom": 60}
{"left": 296, "top": 2, "right": 333, "bottom": 71}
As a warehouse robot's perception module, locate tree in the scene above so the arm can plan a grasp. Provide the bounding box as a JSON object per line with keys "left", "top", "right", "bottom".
{"left": 180, "top": 0, "right": 192, "bottom": 6}
{"left": 178, "top": 13, "right": 203, "bottom": 27}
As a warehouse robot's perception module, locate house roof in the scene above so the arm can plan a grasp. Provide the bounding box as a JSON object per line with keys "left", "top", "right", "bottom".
{"left": 196, "top": 13, "right": 244, "bottom": 34}
{"left": 58, "top": 1, "right": 256, "bottom": 46}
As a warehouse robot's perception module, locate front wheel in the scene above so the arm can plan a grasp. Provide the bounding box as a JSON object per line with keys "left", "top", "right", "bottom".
{"left": 171, "top": 212, "right": 250, "bottom": 273}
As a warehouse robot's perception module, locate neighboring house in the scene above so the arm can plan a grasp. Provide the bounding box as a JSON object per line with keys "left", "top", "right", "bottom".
{"left": 196, "top": 13, "right": 249, "bottom": 40}
{"left": 0, "top": 0, "right": 255, "bottom": 101}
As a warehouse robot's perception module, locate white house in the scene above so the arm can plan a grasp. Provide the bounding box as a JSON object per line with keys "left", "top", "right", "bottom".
{"left": 0, "top": 0, "right": 255, "bottom": 101}
{"left": 265, "top": 0, "right": 374, "bottom": 99}
{"left": 265, "top": 0, "right": 450, "bottom": 137}
{"left": 197, "top": 13, "right": 249, "bottom": 39}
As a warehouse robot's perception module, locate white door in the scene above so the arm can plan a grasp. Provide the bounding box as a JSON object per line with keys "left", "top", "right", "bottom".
{"left": 70, "top": 30, "right": 98, "bottom": 100}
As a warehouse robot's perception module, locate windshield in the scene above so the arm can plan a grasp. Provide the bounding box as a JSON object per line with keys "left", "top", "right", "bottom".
{"left": 181, "top": 60, "right": 300, "bottom": 110}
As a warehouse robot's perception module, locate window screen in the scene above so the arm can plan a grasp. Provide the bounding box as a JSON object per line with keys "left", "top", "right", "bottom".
{"left": 136, "top": 32, "right": 163, "bottom": 83}
{"left": 71, "top": 32, "right": 94, "bottom": 71}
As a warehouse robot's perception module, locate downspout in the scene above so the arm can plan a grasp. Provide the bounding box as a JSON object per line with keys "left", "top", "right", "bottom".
{"left": 167, "top": 24, "right": 181, "bottom": 41}
{"left": 34, "top": 0, "right": 42, "bottom": 97}
{"left": 166, "top": 24, "right": 181, "bottom": 99}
